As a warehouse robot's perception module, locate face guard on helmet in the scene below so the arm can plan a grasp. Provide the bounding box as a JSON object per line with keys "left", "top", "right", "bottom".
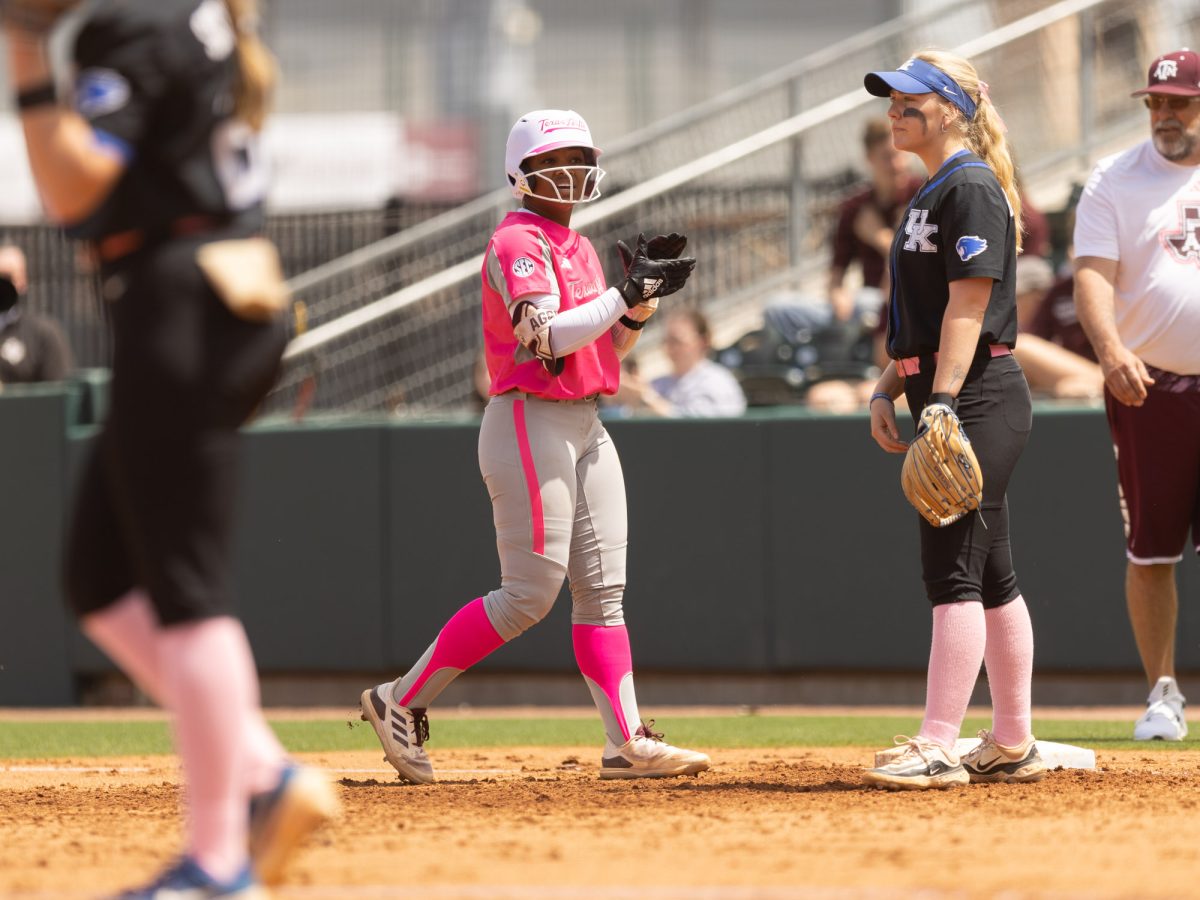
{"left": 505, "top": 109, "right": 606, "bottom": 204}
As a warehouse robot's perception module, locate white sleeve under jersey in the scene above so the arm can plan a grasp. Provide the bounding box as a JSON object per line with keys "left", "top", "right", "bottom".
{"left": 512, "top": 288, "right": 627, "bottom": 359}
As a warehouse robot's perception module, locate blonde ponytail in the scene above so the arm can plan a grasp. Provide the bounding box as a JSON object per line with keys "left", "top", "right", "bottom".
{"left": 222, "top": 0, "right": 276, "bottom": 132}
{"left": 915, "top": 50, "right": 1024, "bottom": 253}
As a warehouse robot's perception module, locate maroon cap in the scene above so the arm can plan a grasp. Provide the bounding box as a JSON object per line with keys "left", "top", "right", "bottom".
{"left": 1131, "top": 49, "right": 1200, "bottom": 97}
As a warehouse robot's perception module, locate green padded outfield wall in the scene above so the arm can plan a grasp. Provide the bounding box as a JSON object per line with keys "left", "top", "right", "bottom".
{"left": 0, "top": 385, "right": 84, "bottom": 705}
{"left": 0, "top": 384, "right": 1193, "bottom": 706}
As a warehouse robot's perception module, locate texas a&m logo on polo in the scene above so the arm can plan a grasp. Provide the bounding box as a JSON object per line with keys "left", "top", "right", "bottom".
{"left": 1161, "top": 203, "right": 1200, "bottom": 268}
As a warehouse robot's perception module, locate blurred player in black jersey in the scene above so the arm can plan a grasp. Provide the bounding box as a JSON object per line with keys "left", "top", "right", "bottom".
{"left": 858, "top": 50, "right": 1046, "bottom": 791}
{"left": 3, "top": 1, "right": 337, "bottom": 896}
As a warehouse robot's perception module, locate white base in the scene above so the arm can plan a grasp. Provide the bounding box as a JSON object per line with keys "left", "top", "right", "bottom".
{"left": 954, "top": 737, "right": 1095, "bottom": 771}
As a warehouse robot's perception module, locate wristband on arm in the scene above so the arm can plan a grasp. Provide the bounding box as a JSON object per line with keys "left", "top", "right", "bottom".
{"left": 16, "top": 81, "right": 57, "bottom": 111}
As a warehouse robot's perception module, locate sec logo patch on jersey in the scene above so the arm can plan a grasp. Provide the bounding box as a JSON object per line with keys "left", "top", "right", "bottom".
{"left": 955, "top": 235, "right": 988, "bottom": 262}
{"left": 512, "top": 257, "right": 536, "bottom": 277}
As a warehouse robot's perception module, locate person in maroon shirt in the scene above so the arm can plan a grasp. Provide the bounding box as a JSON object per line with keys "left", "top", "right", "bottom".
{"left": 1029, "top": 273, "right": 1096, "bottom": 361}
{"left": 1011, "top": 256, "right": 1103, "bottom": 399}
{"left": 827, "top": 118, "right": 922, "bottom": 321}
{"left": 1019, "top": 193, "right": 1050, "bottom": 260}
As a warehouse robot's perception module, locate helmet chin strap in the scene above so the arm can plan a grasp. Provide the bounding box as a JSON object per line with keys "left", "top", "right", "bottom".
{"left": 520, "top": 166, "right": 606, "bottom": 204}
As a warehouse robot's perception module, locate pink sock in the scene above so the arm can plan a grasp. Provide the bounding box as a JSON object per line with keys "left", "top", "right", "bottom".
{"left": 160, "top": 617, "right": 278, "bottom": 881}
{"left": 80, "top": 590, "right": 166, "bottom": 705}
{"left": 82, "top": 592, "right": 285, "bottom": 796}
{"left": 919, "top": 602, "right": 987, "bottom": 750}
{"left": 984, "top": 596, "right": 1034, "bottom": 746}
{"left": 572, "top": 624, "right": 640, "bottom": 745}
{"left": 222, "top": 624, "right": 289, "bottom": 797}
{"left": 394, "top": 598, "right": 506, "bottom": 708}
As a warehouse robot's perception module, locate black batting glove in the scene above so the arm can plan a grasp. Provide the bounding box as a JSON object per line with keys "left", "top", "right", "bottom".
{"left": 615, "top": 234, "right": 697, "bottom": 308}
{"left": 645, "top": 232, "right": 688, "bottom": 260}
{"left": 616, "top": 232, "right": 689, "bottom": 275}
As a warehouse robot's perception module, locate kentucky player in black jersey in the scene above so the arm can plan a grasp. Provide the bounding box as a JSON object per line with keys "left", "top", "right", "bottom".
{"left": 4, "top": 1, "right": 336, "bottom": 895}
{"left": 858, "top": 50, "right": 1047, "bottom": 791}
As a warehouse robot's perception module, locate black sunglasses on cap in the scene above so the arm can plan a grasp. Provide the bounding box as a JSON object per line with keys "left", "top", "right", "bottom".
{"left": 1143, "top": 95, "right": 1199, "bottom": 111}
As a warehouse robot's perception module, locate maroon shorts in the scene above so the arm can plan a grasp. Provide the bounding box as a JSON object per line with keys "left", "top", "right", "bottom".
{"left": 1105, "top": 367, "right": 1200, "bottom": 563}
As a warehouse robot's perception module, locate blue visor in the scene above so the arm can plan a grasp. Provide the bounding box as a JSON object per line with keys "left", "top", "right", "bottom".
{"left": 864, "top": 57, "right": 977, "bottom": 120}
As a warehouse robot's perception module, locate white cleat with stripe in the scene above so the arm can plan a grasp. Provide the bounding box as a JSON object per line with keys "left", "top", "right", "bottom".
{"left": 360, "top": 682, "right": 435, "bottom": 784}
{"left": 600, "top": 721, "right": 711, "bottom": 779}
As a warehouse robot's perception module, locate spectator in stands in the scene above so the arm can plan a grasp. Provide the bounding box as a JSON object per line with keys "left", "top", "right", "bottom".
{"left": 0, "top": 245, "right": 73, "bottom": 385}
{"left": 1028, "top": 271, "right": 1095, "bottom": 361}
{"left": 1011, "top": 255, "right": 1104, "bottom": 399}
{"left": 827, "top": 118, "right": 921, "bottom": 322}
{"left": 794, "top": 121, "right": 920, "bottom": 412}
{"left": 612, "top": 309, "right": 746, "bottom": 417}
{"left": 1015, "top": 173, "right": 1051, "bottom": 261}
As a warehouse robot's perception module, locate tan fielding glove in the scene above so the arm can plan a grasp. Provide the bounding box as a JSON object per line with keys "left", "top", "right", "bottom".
{"left": 901, "top": 402, "right": 983, "bottom": 527}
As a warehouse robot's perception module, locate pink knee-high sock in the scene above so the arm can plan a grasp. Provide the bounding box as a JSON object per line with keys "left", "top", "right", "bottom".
{"left": 160, "top": 617, "right": 277, "bottom": 881}
{"left": 984, "top": 595, "right": 1034, "bottom": 746}
{"left": 919, "top": 602, "right": 987, "bottom": 750}
{"left": 221, "top": 621, "right": 289, "bottom": 797}
{"left": 394, "top": 598, "right": 506, "bottom": 708}
{"left": 82, "top": 592, "right": 285, "bottom": 796}
{"left": 572, "top": 624, "right": 641, "bottom": 746}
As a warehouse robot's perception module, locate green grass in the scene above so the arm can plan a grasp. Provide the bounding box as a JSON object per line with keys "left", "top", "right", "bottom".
{"left": 0, "top": 715, "right": 1196, "bottom": 760}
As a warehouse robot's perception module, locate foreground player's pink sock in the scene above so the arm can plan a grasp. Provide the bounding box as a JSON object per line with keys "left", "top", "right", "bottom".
{"left": 573, "top": 624, "right": 641, "bottom": 746}
{"left": 393, "top": 598, "right": 506, "bottom": 708}
{"left": 160, "top": 617, "right": 272, "bottom": 881}
{"left": 984, "top": 596, "right": 1034, "bottom": 746}
{"left": 220, "top": 621, "right": 289, "bottom": 797}
{"left": 82, "top": 592, "right": 285, "bottom": 796}
{"left": 80, "top": 590, "right": 166, "bottom": 704}
{"left": 919, "top": 601, "right": 987, "bottom": 751}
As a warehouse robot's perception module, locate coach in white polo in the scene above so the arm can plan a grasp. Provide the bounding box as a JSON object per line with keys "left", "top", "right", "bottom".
{"left": 1074, "top": 48, "right": 1200, "bottom": 742}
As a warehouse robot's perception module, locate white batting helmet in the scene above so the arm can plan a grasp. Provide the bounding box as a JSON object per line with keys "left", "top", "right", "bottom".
{"left": 504, "top": 109, "right": 605, "bottom": 204}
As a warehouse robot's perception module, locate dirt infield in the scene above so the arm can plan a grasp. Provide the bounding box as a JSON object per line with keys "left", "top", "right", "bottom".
{"left": 3, "top": 744, "right": 1199, "bottom": 899}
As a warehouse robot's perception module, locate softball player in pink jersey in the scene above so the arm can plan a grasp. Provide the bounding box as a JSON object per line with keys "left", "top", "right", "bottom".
{"left": 360, "top": 109, "right": 710, "bottom": 782}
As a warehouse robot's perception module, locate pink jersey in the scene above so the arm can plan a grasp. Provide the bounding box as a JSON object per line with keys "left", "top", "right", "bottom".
{"left": 481, "top": 210, "right": 621, "bottom": 399}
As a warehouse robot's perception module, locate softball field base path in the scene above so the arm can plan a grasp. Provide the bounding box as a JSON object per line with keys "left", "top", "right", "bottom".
{"left": 3, "top": 744, "right": 1199, "bottom": 899}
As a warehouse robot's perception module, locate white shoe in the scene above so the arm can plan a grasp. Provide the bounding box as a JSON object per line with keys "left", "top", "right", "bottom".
{"left": 249, "top": 763, "right": 340, "bottom": 885}
{"left": 600, "top": 721, "right": 710, "bottom": 779}
{"left": 1134, "top": 677, "right": 1187, "bottom": 741}
{"left": 960, "top": 730, "right": 1047, "bottom": 784}
{"left": 873, "top": 735, "right": 915, "bottom": 767}
{"left": 359, "top": 682, "right": 436, "bottom": 783}
{"left": 863, "top": 735, "right": 969, "bottom": 790}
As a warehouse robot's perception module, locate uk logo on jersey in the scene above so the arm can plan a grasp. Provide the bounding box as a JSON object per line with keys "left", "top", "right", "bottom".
{"left": 512, "top": 257, "right": 536, "bottom": 277}
{"left": 903, "top": 209, "right": 939, "bottom": 252}
{"left": 955, "top": 235, "right": 988, "bottom": 261}
{"left": 1161, "top": 203, "right": 1200, "bottom": 267}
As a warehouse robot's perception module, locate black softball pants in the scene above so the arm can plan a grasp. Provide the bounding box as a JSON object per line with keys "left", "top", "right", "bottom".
{"left": 903, "top": 353, "right": 1032, "bottom": 608}
{"left": 65, "top": 234, "right": 287, "bottom": 625}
